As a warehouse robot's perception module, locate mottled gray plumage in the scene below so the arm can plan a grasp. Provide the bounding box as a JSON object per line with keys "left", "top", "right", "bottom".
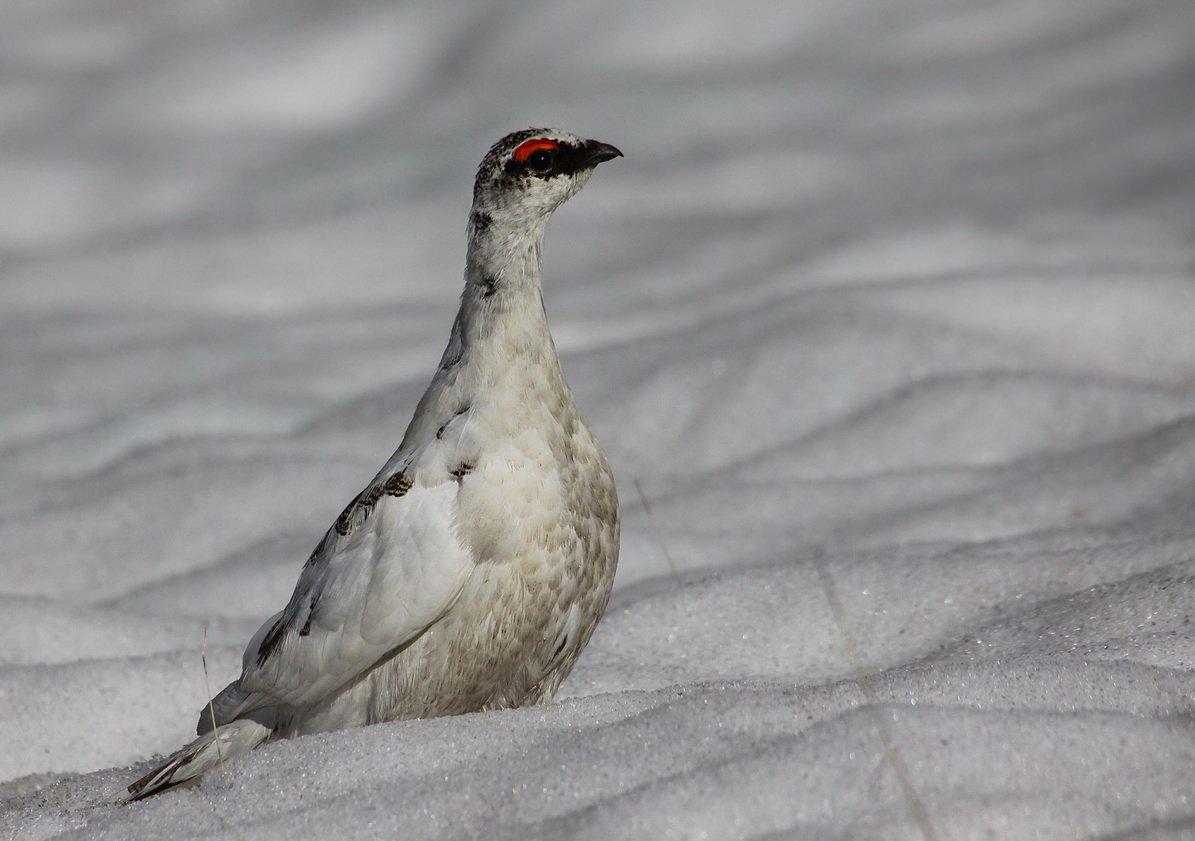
{"left": 128, "top": 128, "right": 622, "bottom": 800}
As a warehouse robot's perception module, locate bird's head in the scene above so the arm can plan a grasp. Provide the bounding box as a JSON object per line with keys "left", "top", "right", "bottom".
{"left": 471, "top": 128, "right": 622, "bottom": 228}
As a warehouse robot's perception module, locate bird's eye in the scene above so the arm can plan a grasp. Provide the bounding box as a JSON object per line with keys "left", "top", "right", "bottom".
{"left": 512, "top": 138, "right": 560, "bottom": 174}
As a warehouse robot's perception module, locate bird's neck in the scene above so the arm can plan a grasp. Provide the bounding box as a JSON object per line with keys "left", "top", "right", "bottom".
{"left": 394, "top": 210, "right": 572, "bottom": 454}
{"left": 447, "top": 211, "right": 563, "bottom": 384}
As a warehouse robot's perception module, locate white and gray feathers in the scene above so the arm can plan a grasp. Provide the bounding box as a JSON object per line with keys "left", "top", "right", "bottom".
{"left": 127, "top": 129, "right": 622, "bottom": 800}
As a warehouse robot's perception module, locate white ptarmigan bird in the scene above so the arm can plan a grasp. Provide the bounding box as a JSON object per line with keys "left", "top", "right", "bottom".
{"left": 127, "top": 128, "right": 622, "bottom": 800}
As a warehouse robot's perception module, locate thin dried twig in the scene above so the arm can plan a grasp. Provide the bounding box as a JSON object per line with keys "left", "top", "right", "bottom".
{"left": 202, "top": 626, "right": 231, "bottom": 789}
{"left": 633, "top": 477, "right": 682, "bottom": 585}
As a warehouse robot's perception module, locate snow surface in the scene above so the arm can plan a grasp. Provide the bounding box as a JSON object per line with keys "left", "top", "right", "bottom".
{"left": 3, "top": 0, "right": 1195, "bottom": 838}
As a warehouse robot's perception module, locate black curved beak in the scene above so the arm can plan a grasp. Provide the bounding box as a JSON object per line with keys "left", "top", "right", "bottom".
{"left": 578, "top": 140, "right": 623, "bottom": 169}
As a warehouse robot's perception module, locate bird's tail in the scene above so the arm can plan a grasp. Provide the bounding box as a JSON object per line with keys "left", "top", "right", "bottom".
{"left": 126, "top": 718, "right": 271, "bottom": 801}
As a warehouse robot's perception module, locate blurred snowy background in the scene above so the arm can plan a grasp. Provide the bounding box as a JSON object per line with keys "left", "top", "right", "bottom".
{"left": 3, "top": 0, "right": 1195, "bottom": 838}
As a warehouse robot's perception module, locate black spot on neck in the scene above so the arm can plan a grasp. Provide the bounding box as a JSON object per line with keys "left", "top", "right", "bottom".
{"left": 471, "top": 210, "right": 492, "bottom": 232}
{"left": 480, "top": 275, "right": 499, "bottom": 298}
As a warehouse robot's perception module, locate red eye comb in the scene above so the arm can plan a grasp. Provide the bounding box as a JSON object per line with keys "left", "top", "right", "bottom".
{"left": 513, "top": 139, "right": 559, "bottom": 161}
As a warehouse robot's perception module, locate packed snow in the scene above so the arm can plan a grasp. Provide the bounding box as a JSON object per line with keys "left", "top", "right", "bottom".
{"left": 3, "top": 0, "right": 1195, "bottom": 838}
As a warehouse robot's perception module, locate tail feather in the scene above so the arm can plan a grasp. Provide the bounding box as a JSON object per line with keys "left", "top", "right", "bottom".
{"left": 126, "top": 719, "right": 271, "bottom": 801}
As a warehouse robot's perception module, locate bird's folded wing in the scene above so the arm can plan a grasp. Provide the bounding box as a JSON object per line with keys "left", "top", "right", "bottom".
{"left": 231, "top": 480, "right": 474, "bottom": 714}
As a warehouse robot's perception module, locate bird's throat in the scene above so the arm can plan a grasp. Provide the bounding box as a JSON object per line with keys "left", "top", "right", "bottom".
{"left": 454, "top": 219, "right": 561, "bottom": 382}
